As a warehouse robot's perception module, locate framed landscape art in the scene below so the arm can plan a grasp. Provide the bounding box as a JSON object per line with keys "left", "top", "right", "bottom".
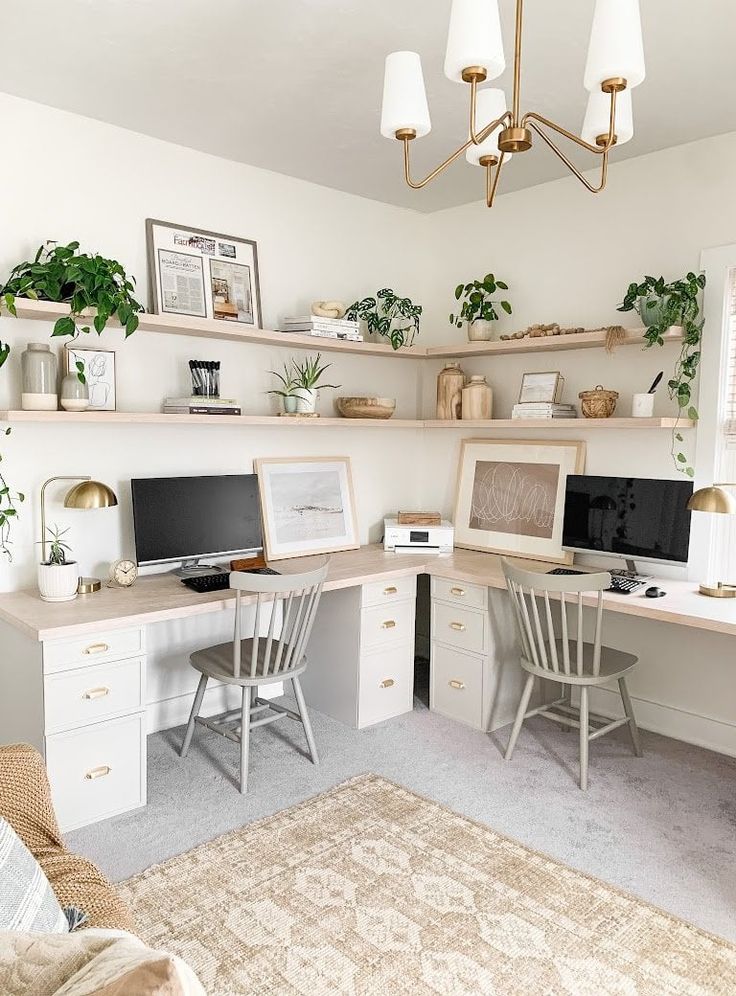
{"left": 453, "top": 438, "right": 585, "bottom": 564}
{"left": 256, "top": 457, "right": 359, "bottom": 561}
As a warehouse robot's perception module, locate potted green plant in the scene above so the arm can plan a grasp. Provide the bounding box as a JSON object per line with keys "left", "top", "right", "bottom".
{"left": 37, "top": 525, "right": 79, "bottom": 602}
{"left": 450, "top": 273, "right": 512, "bottom": 342}
{"left": 292, "top": 354, "right": 340, "bottom": 414}
{"left": 346, "top": 288, "right": 422, "bottom": 350}
{"left": 267, "top": 362, "right": 300, "bottom": 414}
{"left": 618, "top": 271, "right": 706, "bottom": 477}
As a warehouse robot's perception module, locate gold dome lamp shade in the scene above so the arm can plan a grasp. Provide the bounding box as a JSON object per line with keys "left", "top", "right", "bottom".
{"left": 687, "top": 484, "right": 736, "bottom": 597}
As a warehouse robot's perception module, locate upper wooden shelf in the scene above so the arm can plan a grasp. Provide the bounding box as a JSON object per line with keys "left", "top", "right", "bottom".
{"left": 2, "top": 298, "right": 681, "bottom": 360}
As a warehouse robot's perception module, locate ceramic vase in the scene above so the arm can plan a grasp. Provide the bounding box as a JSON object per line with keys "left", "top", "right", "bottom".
{"left": 467, "top": 319, "right": 495, "bottom": 342}
{"left": 461, "top": 375, "right": 493, "bottom": 420}
{"left": 436, "top": 363, "right": 465, "bottom": 420}
{"left": 21, "top": 343, "right": 57, "bottom": 410}
{"left": 282, "top": 395, "right": 298, "bottom": 414}
{"left": 294, "top": 388, "right": 317, "bottom": 414}
{"left": 38, "top": 562, "right": 79, "bottom": 602}
{"left": 60, "top": 371, "right": 90, "bottom": 412}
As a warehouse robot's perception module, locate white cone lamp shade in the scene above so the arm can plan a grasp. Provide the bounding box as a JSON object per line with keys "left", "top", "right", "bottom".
{"left": 444, "top": 0, "right": 505, "bottom": 84}
{"left": 582, "top": 87, "right": 633, "bottom": 146}
{"left": 466, "top": 89, "right": 511, "bottom": 165}
{"left": 584, "top": 0, "right": 645, "bottom": 92}
{"left": 380, "top": 52, "right": 431, "bottom": 139}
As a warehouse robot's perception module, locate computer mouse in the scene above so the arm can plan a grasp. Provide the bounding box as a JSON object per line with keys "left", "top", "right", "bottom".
{"left": 645, "top": 586, "right": 666, "bottom": 598}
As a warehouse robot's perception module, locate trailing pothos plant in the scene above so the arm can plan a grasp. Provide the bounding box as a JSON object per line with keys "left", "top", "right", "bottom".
{"left": 450, "top": 272, "right": 512, "bottom": 329}
{"left": 346, "top": 288, "right": 422, "bottom": 350}
{"left": 618, "top": 271, "right": 706, "bottom": 478}
{"left": 0, "top": 343, "right": 25, "bottom": 560}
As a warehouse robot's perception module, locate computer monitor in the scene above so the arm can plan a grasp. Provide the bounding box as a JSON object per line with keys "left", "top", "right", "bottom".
{"left": 131, "top": 474, "right": 262, "bottom": 573}
{"left": 562, "top": 475, "right": 693, "bottom": 569}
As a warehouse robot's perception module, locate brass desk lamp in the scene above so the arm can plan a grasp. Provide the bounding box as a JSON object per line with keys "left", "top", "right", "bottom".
{"left": 40, "top": 476, "right": 118, "bottom": 593}
{"left": 687, "top": 484, "right": 736, "bottom": 597}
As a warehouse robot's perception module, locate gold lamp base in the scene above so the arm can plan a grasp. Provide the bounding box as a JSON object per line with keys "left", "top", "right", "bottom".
{"left": 698, "top": 582, "right": 736, "bottom": 599}
{"left": 77, "top": 577, "right": 102, "bottom": 595}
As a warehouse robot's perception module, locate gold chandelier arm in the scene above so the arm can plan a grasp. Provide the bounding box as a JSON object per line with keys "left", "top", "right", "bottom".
{"left": 526, "top": 119, "right": 610, "bottom": 193}
{"left": 512, "top": 0, "right": 524, "bottom": 124}
{"left": 402, "top": 113, "right": 510, "bottom": 190}
{"left": 522, "top": 88, "right": 619, "bottom": 156}
{"left": 485, "top": 154, "right": 506, "bottom": 207}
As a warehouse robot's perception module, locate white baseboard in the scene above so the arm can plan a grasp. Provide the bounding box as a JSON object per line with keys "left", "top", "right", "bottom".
{"left": 147, "top": 681, "right": 285, "bottom": 734}
{"left": 586, "top": 686, "right": 736, "bottom": 758}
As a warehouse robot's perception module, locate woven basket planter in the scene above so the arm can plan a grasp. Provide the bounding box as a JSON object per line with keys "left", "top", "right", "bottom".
{"left": 579, "top": 385, "right": 619, "bottom": 419}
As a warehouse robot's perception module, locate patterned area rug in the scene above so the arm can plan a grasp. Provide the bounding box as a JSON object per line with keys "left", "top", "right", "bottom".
{"left": 120, "top": 774, "right": 736, "bottom": 995}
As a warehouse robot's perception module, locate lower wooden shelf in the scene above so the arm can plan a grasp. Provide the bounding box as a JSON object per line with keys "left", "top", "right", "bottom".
{"left": 0, "top": 411, "right": 695, "bottom": 430}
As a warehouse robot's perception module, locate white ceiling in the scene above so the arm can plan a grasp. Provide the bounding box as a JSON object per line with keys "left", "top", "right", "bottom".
{"left": 1, "top": 1, "right": 734, "bottom": 212}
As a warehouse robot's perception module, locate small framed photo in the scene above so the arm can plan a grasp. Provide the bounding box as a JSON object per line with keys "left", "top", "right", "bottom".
{"left": 146, "top": 219, "right": 262, "bottom": 328}
{"left": 65, "top": 346, "right": 116, "bottom": 411}
{"left": 519, "top": 371, "right": 564, "bottom": 405}
{"left": 255, "top": 457, "right": 359, "bottom": 561}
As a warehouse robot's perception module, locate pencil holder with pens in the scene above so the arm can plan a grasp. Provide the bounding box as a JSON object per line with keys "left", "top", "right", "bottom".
{"left": 189, "top": 360, "right": 220, "bottom": 398}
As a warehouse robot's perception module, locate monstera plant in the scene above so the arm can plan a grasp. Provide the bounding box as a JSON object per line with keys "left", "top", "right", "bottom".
{"left": 346, "top": 288, "right": 422, "bottom": 350}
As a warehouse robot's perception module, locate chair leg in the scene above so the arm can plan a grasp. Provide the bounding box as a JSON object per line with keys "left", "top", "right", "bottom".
{"left": 292, "top": 675, "right": 319, "bottom": 765}
{"left": 180, "top": 673, "right": 208, "bottom": 758}
{"left": 504, "top": 674, "right": 535, "bottom": 761}
{"left": 579, "top": 686, "right": 589, "bottom": 790}
{"left": 560, "top": 682, "right": 572, "bottom": 732}
{"left": 619, "top": 677, "right": 643, "bottom": 757}
{"left": 239, "top": 686, "right": 252, "bottom": 795}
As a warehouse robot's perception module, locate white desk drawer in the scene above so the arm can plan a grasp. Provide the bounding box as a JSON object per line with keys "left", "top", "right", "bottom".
{"left": 44, "top": 628, "right": 145, "bottom": 674}
{"left": 44, "top": 657, "right": 145, "bottom": 734}
{"left": 432, "top": 577, "right": 488, "bottom": 610}
{"left": 432, "top": 601, "right": 486, "bottom": 654}
{"left": 431, "top": 643, "right": 483, "bottom": 730}
{"left": 361, "top": 576, "right": 416, "bottom": 608}
{"left": 361, "top": 600, "right": 415, "bottom": 651}
{"left": 358, "top": 644, "right": 413, "bottom": 728}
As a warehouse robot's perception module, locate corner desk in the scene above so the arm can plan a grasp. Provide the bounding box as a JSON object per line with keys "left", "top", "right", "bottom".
{"left": 0, "top": 545, "right": 733, "bottom": 832}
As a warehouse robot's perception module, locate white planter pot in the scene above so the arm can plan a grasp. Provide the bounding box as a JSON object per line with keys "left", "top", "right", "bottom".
{"left": 38, "top": 562, "right": 79, "bottom": 602}
{"left": 294, "top": 388, "right": 317, "bottom": 414}
{"left": 467, "top": 319, "right": 495, "bottom": 342}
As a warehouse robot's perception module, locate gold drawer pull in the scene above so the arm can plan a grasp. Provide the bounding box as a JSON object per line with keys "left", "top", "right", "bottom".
{"left": 450, "top": 587, "right": 466, "bottom": 596}
{"left": 449, "top": 621, "right": 466, "bottom": 632}
{"left": 383, "top": 586, "right": 398, "bottom": 595}
{"left": 449, "top": 679, "right": 465, "bottom": 690}
{"left": 380, "top": 678, "right": 395, "bottom": 689}
{"left": 82, "top": 687, "right": 110, "bottom": 701}
{"left": 381, "top": 620, "right": 396, "bottom": 629}
{"left": 83, "top": 642, "right": 109, "bottom": 655}
{"left": 84, "top": 765, "right": 112, "bottom": 781}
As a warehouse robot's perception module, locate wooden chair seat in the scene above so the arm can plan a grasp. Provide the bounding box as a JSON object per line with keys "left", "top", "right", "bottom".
{"left": 191, "top": 639, "right": 306, "bottom": 686}
{"left": 520, "top": 641, "right": 637, "bottom": 686}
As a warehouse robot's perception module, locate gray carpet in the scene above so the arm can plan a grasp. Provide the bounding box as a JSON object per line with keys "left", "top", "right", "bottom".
{"left": 68, "top": 685, "right": 736, "bottom": 944}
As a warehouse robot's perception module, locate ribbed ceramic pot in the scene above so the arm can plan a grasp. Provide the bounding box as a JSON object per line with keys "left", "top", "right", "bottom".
{"left": 467, "top": 319, "right": 495, "bottom": 342}
{"left": 38, "top": 562, "right": 79, "bottom": 602}
{"left": 21, "top": 343, "right": 57, "bottom": 410}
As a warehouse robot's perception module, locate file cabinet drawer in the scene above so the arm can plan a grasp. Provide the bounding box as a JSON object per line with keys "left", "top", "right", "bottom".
{"left": 431, "top": 644, "right": 483, "bottom": 730}
{"left": 432, "top": 601, "right": 485, "bottom": 654}
{"left": 361, "top": 575, "right": 417, "bottom": 608}
{"left": 358, "top": 644, "right": 414, "bottom": 728}
{"left": 361, "top": 600, "right": 415, "bottom": 651}
{"left": 44, "top": 628, "right": 145, "bottom": 674}
{"left": 44, "top": 657, "right": 145, "bottom": 734}
{"left": 45, "top": 713, "right": 146, "bottom": 832}
{"left": 432, "top": 577, "right": 487, "bottom": 610}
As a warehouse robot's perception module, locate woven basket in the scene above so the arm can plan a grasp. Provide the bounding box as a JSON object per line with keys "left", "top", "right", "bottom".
{"left": 578, "top": 384, "right": 618, "bottom": 419}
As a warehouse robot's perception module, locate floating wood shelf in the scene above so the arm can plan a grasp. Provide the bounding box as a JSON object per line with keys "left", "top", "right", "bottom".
{"left": 2, "top": 298, "right": 682, "bottom": 359}
{"left": 0, "top": 411, "right": 695, "bottom": 431}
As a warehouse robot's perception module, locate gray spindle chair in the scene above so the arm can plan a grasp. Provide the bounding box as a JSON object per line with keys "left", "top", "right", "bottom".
{"left": 180, "top": 561, "right": 329, "bottom": 794}
{"left": 502, "top": 559, "right": 642, "bottom": 790}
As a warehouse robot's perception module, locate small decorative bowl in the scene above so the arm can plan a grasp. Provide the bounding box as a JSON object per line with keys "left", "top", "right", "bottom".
{"left": 336, "top": 397, "right": 396, "bottom": 419}
{"left": 578, "top": 385, "right": 619, "bottom": 419}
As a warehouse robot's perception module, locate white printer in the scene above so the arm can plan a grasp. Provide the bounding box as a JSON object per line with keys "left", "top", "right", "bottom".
{"left": 383, "top": 517, "right": 454, "bottom": 554}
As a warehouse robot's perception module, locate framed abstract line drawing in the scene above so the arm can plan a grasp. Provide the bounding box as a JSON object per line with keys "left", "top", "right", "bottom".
{"left": 255, "top": 456, "right": 359, "bottom": 561}
{"left": 64, "top": 346, "right": 116, "bottom": 411}
{"left": 146, "top": 219, "right": 262, "bottom": 328}
{"left": 453, "top": 438, "right": 585, "bottom": 564}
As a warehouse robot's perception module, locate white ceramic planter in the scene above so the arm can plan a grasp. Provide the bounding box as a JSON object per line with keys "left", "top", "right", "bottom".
{"left": 38, "top": 562, "right": 79, "bottom": 602}
{"left": 294, "top": 388, "right": 317, "bottom": 414}
{"left": 467, "top": 319, "right": 495, "bottom": 342}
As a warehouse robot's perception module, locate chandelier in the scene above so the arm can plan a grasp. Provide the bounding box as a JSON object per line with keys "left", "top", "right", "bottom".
{"left": 380, "top": 0, "right": 645, "bottom": 207}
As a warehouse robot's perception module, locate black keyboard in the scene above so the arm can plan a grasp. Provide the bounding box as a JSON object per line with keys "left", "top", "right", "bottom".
{"left": 546, "top": 567, "right": 645, "bottom": 595}
{"left": 181, "top": 567, "right": 280, "bottom": 593}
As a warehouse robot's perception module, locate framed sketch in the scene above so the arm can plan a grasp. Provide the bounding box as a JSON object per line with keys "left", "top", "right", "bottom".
{"left": 146, "top": 219, "right": 262, "bottom": 328}
{"left": 256, "top": 457, "right": 359, "bottom": 561}
{"left": 453, "top": 438, "right": 585, "bottom": 564}
{"left": 65, "top": 346, "right": 116, "bottom": 411}
{"left": 518, "top": 371, "right": 564, "bottom": 404}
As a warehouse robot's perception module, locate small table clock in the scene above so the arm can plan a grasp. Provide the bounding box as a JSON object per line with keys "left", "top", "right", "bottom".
{"left": 109, "top": 559, "right": 139, "bottom": 588}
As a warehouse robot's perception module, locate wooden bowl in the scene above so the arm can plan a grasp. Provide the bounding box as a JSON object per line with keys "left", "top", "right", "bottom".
{"left": 336, "top": 397, "right": 396, "bottom": 419}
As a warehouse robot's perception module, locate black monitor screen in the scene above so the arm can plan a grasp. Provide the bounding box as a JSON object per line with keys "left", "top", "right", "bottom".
{"left": 131, "top": 475, "right": 262, "bottom": 565}
{"left": 562, "top": 475, "right": 693, "bottom": 565}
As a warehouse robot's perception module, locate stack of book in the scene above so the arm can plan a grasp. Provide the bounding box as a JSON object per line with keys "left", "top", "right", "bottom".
{"left": 511, "top": 403, "right": 577, "bottom": 420}
{"left": 163, "top": 397, "right": 242, "bottom": 416}
{"left": 279, "top": 315, "right": 363, "bottom": 341}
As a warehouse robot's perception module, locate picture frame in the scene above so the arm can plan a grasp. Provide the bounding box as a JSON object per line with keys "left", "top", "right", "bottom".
{"left": 255, "top": 456, "right": 359, "bottom": 561}
{"left": 64, "top": 346, "right": 116, "bottom": 411}
{"left": 146, "top": 219, "right": 262, "bottom": 328}
{"left": 518, "top": 371, "right": 564, "bottom": 405}
{"left": 453, "top": 438, "right": 585, "bottom": 564}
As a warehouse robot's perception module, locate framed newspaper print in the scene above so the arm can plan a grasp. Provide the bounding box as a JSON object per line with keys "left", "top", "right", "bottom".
{"left": 146, "top": 219, "right": 262, "bottom": 328}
